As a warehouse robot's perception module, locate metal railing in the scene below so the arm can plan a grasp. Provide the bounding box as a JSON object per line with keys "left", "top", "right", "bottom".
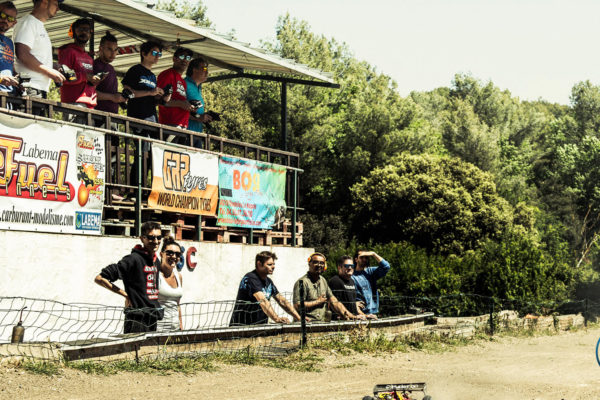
{"left": 0, "top": 93, "right": 302, "bottom": 242}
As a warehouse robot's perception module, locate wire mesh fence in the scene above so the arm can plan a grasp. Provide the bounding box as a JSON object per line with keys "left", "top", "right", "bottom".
{"left": 0, "top": 293, "right": 592, "bottom": 363}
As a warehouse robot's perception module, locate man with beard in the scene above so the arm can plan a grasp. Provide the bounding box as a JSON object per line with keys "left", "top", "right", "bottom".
{"left": 14, "top": 0, "right": 65, "bottom": 100}
{"left": 58, "top": 18, "right": 102, "bottom": 108}
{"left": 0, "top": 2, "right": 19, "bottom": 96}
{"left": 93, "top": 31, "right": 125, "bottom": 115}
{"left": 293, "top": 252, "right": 359, "bottom": 322}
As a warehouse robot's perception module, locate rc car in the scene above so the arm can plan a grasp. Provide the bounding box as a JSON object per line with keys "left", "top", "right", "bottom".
{"left": 362, "top": 382, "right": 432, "bottom": 400}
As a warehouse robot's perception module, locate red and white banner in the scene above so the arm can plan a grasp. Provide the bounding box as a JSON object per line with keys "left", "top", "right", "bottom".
{"left": 0, "top": 114, "right": 105, "bottom": 234}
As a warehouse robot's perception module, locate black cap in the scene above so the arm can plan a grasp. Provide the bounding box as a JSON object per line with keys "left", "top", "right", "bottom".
{"left": 72, "top": 18, "right": 92, "bottom": 30}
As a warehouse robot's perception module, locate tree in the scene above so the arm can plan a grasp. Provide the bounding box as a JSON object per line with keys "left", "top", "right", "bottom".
{"left": 156, "top": 0, "right": 212, "bottom": 28}
{"left": 350, "top": 153, "right": 515, "bottom": 255}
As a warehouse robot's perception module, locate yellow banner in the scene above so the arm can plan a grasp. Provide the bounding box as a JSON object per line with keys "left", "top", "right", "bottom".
{"left": 148, "top": 144, "right": 218, "bottom": 215}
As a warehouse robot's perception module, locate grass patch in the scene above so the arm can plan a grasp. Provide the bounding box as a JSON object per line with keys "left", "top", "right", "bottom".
{"left": 22, "top": 360, "right": 61, "bottom": 376}
{"left": 312, "top": 330, "right": 476, "bottom": 355}
{"left": 215, "top": 349, "right": 323, "bottom": 372}
{"left": 67, "top": 356, "right": 216, "bottom": 375}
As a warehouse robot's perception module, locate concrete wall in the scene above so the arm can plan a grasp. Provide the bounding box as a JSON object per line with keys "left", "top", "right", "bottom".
{"left": 1, "top": 230, "right": 313, "bottom": 306}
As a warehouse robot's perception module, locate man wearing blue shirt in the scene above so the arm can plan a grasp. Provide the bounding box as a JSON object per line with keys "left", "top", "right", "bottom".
{"left": 184, "top": 56, "right": 212, "bottom": 148}
{"left": 351, "top": 250, "right": 390, "bottom": 318}
{"left": 0, "top": 1, "right": 19, "bottom": 95}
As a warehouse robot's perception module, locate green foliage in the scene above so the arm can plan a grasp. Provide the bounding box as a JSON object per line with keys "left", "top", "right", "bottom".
{"left": 22, "top": 360, "right": 61, "bottom": 376}
{"left": 156, "top": 0, "right": 212, "bottom": 28}
{"left": 351, "top": 153, "right": 512, "bottom": 254}
{"left": 325, "top": 237, "right": 576, "bottom": 315}
{"left": 301, "top": 213, "right": 349, "bottom": 255}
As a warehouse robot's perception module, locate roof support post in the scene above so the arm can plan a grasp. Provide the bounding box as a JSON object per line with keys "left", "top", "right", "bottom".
{"left": 281, "top": 81, "right": 288, "bottom": 151}
{"left": 89, "top": 19, "right": 95, "bottom": 59}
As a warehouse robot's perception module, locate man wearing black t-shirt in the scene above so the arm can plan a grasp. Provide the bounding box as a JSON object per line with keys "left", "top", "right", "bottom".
{"left": 328, "top": 255, "right": 367, "bottom": 320}
{"left": 121, "top": 41, "right": 170, "bottom": 123}
{"left": 121, "top": 41, "right": 170, "bottom": 195}
{"left": 230, "top": 251, "right": 301, "bottom": 326}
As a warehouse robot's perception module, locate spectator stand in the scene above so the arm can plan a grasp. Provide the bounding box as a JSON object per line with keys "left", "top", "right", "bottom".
{"left": 0, "top": 93, "right": 304, "bottom": 244}
{"left": 2, "top": 0, "right": 340, "bottom": 244}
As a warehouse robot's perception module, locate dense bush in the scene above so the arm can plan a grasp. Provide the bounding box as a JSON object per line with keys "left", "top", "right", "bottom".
{"left": 325, "top": 231, "right": 577, "bottom": 315}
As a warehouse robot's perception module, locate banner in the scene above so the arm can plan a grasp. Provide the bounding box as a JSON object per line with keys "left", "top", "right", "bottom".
{"left": 217, "top": 156, "right": 286, "bottom": 229}
{"left": 0, "top": 114, "right": 105, "bottom": 234}
{"left": 148, "top": 143, "right": 219, "bottom": 215}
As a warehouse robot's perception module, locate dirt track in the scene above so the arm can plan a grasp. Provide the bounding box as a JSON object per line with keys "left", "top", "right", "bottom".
{"left": 1, "top": 327, "right": 600, "bottom": 400}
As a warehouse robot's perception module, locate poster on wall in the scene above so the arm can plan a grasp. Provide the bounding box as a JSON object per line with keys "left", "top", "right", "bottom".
{"left": 148, "top": 143, "right": 219, "bottom": 215}
{"left": 217, "top": 156, "right": 287, "bottom": 229}
{"left": 0, "top": 114, "right": 105, "bottom": 234}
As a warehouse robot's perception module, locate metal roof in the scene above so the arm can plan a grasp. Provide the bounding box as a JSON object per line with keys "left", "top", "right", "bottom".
{"left": 9, "top": 0, "right": 336, "bottom": 85}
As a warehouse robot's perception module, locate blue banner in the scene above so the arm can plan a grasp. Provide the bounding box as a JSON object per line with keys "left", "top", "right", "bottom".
{"left": 217, "top": 156, "right": 286, "bottom": 229}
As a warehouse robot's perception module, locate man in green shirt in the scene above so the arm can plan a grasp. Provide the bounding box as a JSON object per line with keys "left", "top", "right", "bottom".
{"left": 293, "top": 252, "right": 358, "bottom": 321}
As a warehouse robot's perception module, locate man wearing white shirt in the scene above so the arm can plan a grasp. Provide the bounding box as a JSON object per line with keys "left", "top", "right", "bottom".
{"left": 14, "top": 0, "right": 64, "bottom": 101}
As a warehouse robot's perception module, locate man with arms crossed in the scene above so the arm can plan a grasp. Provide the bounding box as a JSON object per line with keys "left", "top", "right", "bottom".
{"left": 94, "top": 221, "right": 163, "bottom": 333}
{"left": 14, "top": 0, "right": 64, "bottom": 100}
{"left": 352, "top": 250, "right": 390, "bottom": 318}
{"left": 293, "top": 253, "right": 358, "bottom": 322}
{"left": 230, "top": 251, "right": 301, "bottom": 325}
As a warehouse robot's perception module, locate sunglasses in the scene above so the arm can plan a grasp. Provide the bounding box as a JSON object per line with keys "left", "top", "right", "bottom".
{"left": 198, "top": 65, "right": 208, "bottom": 71}
{"left": 164, "top": 250, "right": 182, "bottom": 258}
{"left": 0, "top": 12, "right": 16, "bottom": 23}
{"left": 151, "top": 50, "right": 162, "bottom": 57}
{"left": 143, "top": 234, "right": 162, "bottom": 242}
{"left": 342, "top": 264, "right": 354, "bottom": 269}
{"left": 177, "top": 54, "right": 192, "bottom": 61}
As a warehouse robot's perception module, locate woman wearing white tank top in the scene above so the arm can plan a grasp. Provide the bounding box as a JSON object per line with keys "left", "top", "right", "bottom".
{"left": 157, "top": 237, "right": 183, "bottom": 331}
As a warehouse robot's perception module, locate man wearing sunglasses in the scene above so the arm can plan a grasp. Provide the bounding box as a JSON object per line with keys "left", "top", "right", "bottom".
{"left": 0, "top": 2, "right": 19, "bottom": 95}
{"left": 328, "top": 256, "right": 369, "bottom": 320}
{"left": 185, "top": 56, "right": 213, "bottom": 148}
{"left": 14, "top": 0, "right": 65, "bottom": 101}
{"left": 122, "top": 41, "right": 170, "bottom": 195}
{"left": 57, "top": 18, "right": 101, "bottom": 109}
{"left": 157, "top": 47, "right": 195, "bottom": 136}
{"left": 94, "top": 221, "right": 164, "bottom": 333}
{"left": 122, "top": 40, "right": 168, "bottom": 124}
